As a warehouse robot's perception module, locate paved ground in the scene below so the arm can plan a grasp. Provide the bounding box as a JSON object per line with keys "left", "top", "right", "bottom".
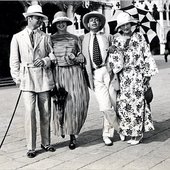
{"left": 0, "top": 55, "right": 170, "bottom": 170}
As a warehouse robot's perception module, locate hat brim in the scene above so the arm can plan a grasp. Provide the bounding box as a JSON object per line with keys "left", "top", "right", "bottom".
{"left": 116, "top": 20, "right": 138, "bottom": 30}
{"left": 83, "top": 12, "right": 106, "bottom": 31}
{"left": 52, "top": 17, "right": 72, "bottom": 26}
{"left": 23, "top": 12, "right": 48, "bottom": 20}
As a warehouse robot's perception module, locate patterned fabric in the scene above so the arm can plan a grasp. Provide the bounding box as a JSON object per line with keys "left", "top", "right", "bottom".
{"left": 93, "top": 34, "right": 102, "bottom": 66}
{"left": 110, "top": 32, "right": 158, "bottom": 137}
{"left": 51, "top": 32, "right": 89, "bottom": 136}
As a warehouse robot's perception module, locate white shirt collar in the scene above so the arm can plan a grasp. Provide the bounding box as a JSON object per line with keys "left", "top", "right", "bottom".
{"left": 26, "top": 27, "right": 37, "bottom": 34}
{"left": 90, "top": 31, "right": 102, "bottom": 36}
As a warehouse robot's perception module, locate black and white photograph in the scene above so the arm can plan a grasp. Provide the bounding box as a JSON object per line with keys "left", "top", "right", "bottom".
{"left": 0, "top": 0, "right": 170, "bottom": 169}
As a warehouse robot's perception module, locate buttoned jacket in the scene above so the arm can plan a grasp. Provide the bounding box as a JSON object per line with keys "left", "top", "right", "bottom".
{"left": 10, "top": 28, "right": 54, "bottom": 92}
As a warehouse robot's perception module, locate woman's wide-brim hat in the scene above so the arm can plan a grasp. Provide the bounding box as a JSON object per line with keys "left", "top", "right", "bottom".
{"left": 52, "top": 11, "right": 72, "bottom": 26}
{"left": 83, "top": 11, "right": 106, "bottom": 31}
{"left": 116, "top": 12, "right": 137, "bottom": 30}
{"left": 23, "top": 4, "right": 48, "bottom": 20}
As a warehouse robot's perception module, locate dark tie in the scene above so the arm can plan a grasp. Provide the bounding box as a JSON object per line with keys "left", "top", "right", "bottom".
{"left": 29, "top": 31, "right": 34, "bottom": 47}
{"left": 93, "top": 34, "right": 102, "bottom": 66}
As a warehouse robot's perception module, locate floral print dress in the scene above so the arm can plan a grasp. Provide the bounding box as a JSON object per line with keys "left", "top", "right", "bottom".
{"left": 108, "top": 32, "right": 158, "bottom": 137}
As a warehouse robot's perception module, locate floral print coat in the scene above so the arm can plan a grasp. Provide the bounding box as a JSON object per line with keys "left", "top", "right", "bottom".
{"left": 108, "top": 32, "right": 158, "bottom": 137}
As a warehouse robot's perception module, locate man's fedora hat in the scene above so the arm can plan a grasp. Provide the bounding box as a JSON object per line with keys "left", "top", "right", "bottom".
{"left": 82, "top": 11, "right": 106, "bottom": 31}
{"left": 52, "top": 11, "right": 72, "bottom": 26}
{"left": 23, "top": 4, "right": 48, "bottom": 20}
{"left": 116, "top": 12, "right": 137, "bottom": 30}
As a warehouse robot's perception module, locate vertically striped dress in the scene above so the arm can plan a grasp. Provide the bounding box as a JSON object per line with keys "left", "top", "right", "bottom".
{"left": 51, "top": 32, "right": 89, "bottom": 136}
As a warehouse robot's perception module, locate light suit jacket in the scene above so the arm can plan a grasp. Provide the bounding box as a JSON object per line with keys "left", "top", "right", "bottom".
{"left": 10, "top": 28, "right": 54, "bottom": 92}
{"left": 80, "top": 32, "right": 119, "bottom": 90}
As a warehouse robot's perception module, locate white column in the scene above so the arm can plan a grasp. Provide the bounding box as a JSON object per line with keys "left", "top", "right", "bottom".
{"left": 166, "top": 3, "right": 170, "bottom": 26}
{"left": 97, "top": 5, "right": 105, "bottom": 32}
{"left": 74, "top": 14, "right": 84, "bottom": 36}
{"left": 157, "top": 1, "right": 165, "bottom": 54}
{"left": 31, "top": 0, "right": 38, "bottom": 5}
{"left": 67, "top": 4, "right": 74, "bottom": 33}
{"left": 97, "top": 5, "right": 103, "bottom": 14}
{"left": 103, "top": 4, "right": 113, "bottom": 34}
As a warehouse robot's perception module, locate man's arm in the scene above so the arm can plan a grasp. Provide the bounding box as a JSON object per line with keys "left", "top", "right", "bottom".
{"left": 10, "top": 35, "right": 21, "bottom": 86}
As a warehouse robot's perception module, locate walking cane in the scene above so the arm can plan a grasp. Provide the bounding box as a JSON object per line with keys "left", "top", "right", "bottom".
{"left": 0, "top": 90, "right": 22, "bottom": 149}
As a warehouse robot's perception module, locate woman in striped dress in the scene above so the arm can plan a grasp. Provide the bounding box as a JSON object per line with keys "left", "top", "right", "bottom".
{"left": 50, "top": 11, "right": 89, "bottom": 150}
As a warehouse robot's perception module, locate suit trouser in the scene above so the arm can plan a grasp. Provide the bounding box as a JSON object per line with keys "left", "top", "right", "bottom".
{"left": 22, "top": 91, "right": 51, "bottom": 150}
{"left": 93, "top": 67, "right": 117, "bottom": 138}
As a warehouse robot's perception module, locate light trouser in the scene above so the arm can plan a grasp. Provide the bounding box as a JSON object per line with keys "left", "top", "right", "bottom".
{"left": 93, "top": 67, "right": 117, "bottom": 138}
{"left": 22, "top": 91, "right": 51, "bottom": 150}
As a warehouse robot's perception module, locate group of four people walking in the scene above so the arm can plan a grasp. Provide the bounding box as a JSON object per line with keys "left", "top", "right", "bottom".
{"left": 9, "top": 4, "right": 158, "bottom": 158}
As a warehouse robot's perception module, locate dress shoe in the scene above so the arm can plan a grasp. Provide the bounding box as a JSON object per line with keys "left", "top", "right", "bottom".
{"left": 119, "top": 134, "right": 125, "bottom": 141}
{"left": 41, "top": 144, "right": 55, "bottom": 152}
{"left": 103, "top": 136, "right": 113, "bottom": 146}
{"left": 27, "top": 150, "right": 36, "bottom": 158}
{"left": 69, "top": 135, "right": 76, "bottom": 150}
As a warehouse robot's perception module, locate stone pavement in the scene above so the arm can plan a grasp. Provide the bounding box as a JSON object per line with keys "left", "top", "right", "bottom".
{"left": 0, "top": 55, "right": 170, "bottom": 170}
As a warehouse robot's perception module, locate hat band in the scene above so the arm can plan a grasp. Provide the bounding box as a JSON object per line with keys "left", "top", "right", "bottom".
{"left": 29, "top": 12, "right": 44, "bottom": 15}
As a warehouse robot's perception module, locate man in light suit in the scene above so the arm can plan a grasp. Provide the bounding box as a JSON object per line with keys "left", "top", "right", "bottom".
{"left": 80, "top": 11, "right": 120, "bottom": 146}
{"left": 10, "top": 4, "right": 55, "bottom": 158}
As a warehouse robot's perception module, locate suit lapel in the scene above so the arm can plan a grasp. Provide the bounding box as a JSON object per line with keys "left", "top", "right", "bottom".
{"left": 21, "top": 29, "right": 33, "bottom": 49}
{"left": 34, "top": 30, "right": 43, "bottom": 50}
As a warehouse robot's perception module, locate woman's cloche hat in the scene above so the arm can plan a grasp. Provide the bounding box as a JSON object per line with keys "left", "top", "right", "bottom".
{"left": 116, "top": 12, "right": 137, "bottom": 30}
{"left": 52, "top": 11, "right": 72, "bottom": 25}
{"left": 23, "top": 4, "right": 48, "bottom": 20}
{"left": 82, "top": 11, "right": 106, "bottom": 31}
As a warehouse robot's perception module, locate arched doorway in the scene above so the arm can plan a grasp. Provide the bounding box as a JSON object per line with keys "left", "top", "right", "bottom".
{"left": 0, "top": 1, "right": 25, "bottom": 84}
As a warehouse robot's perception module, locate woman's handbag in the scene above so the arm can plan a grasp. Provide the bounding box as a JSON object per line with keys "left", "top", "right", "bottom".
{"left": 144, "top": 87, "right": 153, "bottom": 104}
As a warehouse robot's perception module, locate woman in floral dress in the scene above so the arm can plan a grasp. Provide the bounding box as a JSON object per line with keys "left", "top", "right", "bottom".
{"left": 50, "top": 11, "right": 89, "bottom": 149}
{"left": 108, "top": 12, "right": 158, "bottom": 145}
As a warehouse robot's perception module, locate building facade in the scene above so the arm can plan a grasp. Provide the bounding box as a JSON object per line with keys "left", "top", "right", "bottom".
{"left": 0, "top": 0, "right": 169, "bottom": 84}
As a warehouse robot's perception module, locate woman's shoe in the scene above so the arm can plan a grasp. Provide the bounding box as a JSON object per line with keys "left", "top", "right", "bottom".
{"left": 131, "top": 135, "right": 143, "bottom": 145}
{"left": 119, "top": 134, "right": 125, "bottom": 141}
{"left": 127, "top": 137, "right": 135, "bottom": 144}
{"left": 69, "top": 135, "right": 76, "bottom": 150}
{"left": 127, "top": 135, "right": 143, "bottom": 145}
{"left": 27, "top": 150, "right": 36, "bottom": 158}
{"left": 41, "top": 144, "right": 55, "bottom": 152}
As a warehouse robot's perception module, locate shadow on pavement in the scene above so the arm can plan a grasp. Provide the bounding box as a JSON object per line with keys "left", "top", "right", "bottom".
{"left": 78, "top": 128, "right": 123, "bottom": 147}
{"left": 78, "top": 119, "right": 170, "bottom": 147}
{"left": 143, "top": 119, "right": 170, "bottom": 144}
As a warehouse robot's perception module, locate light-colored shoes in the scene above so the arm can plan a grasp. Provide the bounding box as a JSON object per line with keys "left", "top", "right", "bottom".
{"left": 127, "top": 138, "right": 133, "bottom": 144}
{"left": 103, "top": 136, "right": 113, "bottom": 146}
{"left": 127, "top": 135, "right": 143, "bottom": 145}
{"left": 119, "top": 134, "right": 125, "bottom": 141}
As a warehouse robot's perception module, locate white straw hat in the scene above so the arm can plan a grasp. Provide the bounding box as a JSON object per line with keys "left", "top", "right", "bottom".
{"left": 82, "top": 11, "right": 106, "bottom": 31}
{"left": 23, "top": 5, "right": 48, "bottom": 20}
{"left": 52, "top": 11, "right": 72, "bottom": 25}
{"left": 116, "top": 12, "right": 137, "bottom": 30}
